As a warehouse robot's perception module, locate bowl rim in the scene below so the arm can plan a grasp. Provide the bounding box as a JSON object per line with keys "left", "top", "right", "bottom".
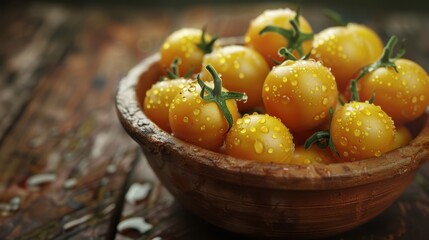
{"left": 116, "top": 53, "right": 429, "bottom": 191}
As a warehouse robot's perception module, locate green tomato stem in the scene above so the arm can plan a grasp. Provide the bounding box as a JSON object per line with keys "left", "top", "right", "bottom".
{"left": 196, "top": 26, "right": 218, "bottom": 54}
{"left": 161, "top": 57, "right": 194, "bottom": 81}
{"left": 347, "top": 35, "right": 406, "bottom": 102}
{"left": 197, "top": 65, "right": 247, "bottom": 129}
{"left": 259, "top": 6, "right": 313, "bottom": 62}
{"left": 304, "top": 107, "right": 337, "bottom": 155}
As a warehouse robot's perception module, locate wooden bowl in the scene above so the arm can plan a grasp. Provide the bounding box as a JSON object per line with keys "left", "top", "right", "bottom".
{"left": 116, "top": 53, "right": 429, "bottom": 239}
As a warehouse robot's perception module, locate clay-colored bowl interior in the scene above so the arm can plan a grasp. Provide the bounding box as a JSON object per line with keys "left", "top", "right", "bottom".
{"left": 116, "top": 53, "right": 429, "bottom": 239}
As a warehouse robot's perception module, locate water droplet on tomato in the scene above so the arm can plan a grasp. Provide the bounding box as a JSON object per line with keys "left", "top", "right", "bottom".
{"left": 260, "top": 126, "right": 269, "bottom": 133}
{"left": 254, "top": 140, "right": 264, "bottom": 154}
{"left": 281, "top": 95, "right": 290, "bottom": 105}
{"left": 340, "top": 137, "right": 348, "bottom": 146}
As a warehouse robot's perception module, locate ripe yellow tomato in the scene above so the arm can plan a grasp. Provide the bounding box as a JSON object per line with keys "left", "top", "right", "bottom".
{"left": 143, "top": 78, "right": 191, "bottom": 132}
{"left": 359, "top": 58, "right": 429, "bottom": 125}
{"left": 225, "top": 113, "right": 294, "bottom": 163}
{"left": 330, "top": 101, "right": 395, "bottom": 161}
{"left": 311, "top": 23, "right": 384, "bottom": 93}
{"left": 169, "top": 79, "right": 241, "bottom": 151}
{"left": 245, "top": 8, "right": 313, "bottom": 67}
{"left": 262, "top": 59, "right": 338, "bottom": 132}
{"left": 391, "top": 125, "right": 412, "bottom": 150}
{"left": 200, "top": 45, "right": 270, "bottom": 111}
{"left": 290, "top": 145, "right": 333, "bottom": 165}
{"left": 160, "top": 28, "right": 217, "bottom": 77}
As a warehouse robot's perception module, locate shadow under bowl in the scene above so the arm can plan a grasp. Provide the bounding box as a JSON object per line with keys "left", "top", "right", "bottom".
{"left": 116, "top": 53, "right": 429, "bottom": 239}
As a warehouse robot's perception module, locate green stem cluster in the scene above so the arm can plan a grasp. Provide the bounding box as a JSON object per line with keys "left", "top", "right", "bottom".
{"left": 161, "top": 57, "right": 194, "bottom": 81}
{"left": 349, "top": 35, "right": 405, "bottom": 102}
{"left": 197, "top": 65, "right": 247, "bottom": 129}
{"left": 259, "top": 7, "right": 313, "bottom": 63}
{"left": 196, "top": 26, "right": 218, "bottom": 54}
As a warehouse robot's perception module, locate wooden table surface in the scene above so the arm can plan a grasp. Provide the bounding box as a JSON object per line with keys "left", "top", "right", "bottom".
{"left": 1, "top": 2, "right": 429, "bottom": 239}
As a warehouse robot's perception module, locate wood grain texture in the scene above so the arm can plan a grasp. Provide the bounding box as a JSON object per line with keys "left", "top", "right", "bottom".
{"left": 1, "top": 2, "right": 429, "bottom": 240}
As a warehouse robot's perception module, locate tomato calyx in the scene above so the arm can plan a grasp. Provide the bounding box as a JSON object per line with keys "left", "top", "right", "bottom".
{"left": 259, "top": 7, "right": 314, "bottom": 60}
{"left": 348, "top": 35, "right": 405, "bottom": 102}
{"left": 197, "top": 65, "right": 247, "bottom": 129}
{"left": 355, "top": 35, "right": 405, "bottom": 80}
{"left": 304, "top": 107, "right": 338, "bottom": 154}
{"left": 161, "top": 57, "right": 194, "bottom": 81}
{"left": 196, "top": 26, "right": 219, "bottom": 54}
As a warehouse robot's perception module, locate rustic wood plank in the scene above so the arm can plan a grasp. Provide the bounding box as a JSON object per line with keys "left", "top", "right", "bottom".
{"left": 0, "top": 5, "right": 81, "bottom": 144}
{"left": 0, "top": 4, "right": 173, "bottom": 239}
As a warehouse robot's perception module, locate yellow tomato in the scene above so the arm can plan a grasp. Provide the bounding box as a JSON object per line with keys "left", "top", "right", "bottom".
{"left": 245, "top": 8, "right": 313, "bottom": 67}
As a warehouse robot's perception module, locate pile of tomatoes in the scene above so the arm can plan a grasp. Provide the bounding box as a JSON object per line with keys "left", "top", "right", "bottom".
{"left": 143, "top": 7, "right": 429, "bottom": 164}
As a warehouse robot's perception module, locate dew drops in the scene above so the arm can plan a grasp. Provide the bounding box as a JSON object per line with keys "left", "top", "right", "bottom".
{"left": 183, "top": 117, "right": 189, "bottom": 123}
{"left": 200, "top": 125, "right": 206, "bottom": 131}
{"left": 234, "top": 138, "right": 241, "bottom": 146}
{"left": 350, "top": 145, "right": 358, "bottom": 154}
{"left": 354, "top": 129, "right": 361, "bottom": 137}
{"left": 322, "top": 98, "right": 329, "bottom": 105}
{"left": 412, "top": 96, "right": 418, "bottom": 103}
{"left": 340, "top": 137, "right": 348, "bottom": 146}
{"left": 322, "top": 85, "right": 327, "bottom": 92}
{"left": 264, "top": 86, "right": 270, "bottom": 92}
{"left": 193, "top": 109, "right": 200, "bottom": 116}
{"left": 281, "top": 95, "right": 290, "bottom": 105}
{"left": 254, "top": 140, "right": 264, "bottom": 154}
{"left": 268, "top": 148, "right": 274, "bottom": 154}
{"left": 239, "top": 73, "right": 245, "bottom": 79}
{"left": 274, "top": 85, "right": 281, "bottom": 92}
{"left": 420, "top": 95, "right": 426, "bottom": 101}
{"left": 259, "top": 118, "right": 266, "bottom": 124}
{"left": 260, "top": 126, "right": 269, "bottom": 133}
{"left": 374, "top": 150, "right": 382, "bottom": 157}
{"left": 291, "top": 79, "right": 298, "bottom": 86}
{"left": 250, "top": 127, "right": 256, "bottom": 132}
{"left": 206, "top": 117, "right": 211, "bottom": 122}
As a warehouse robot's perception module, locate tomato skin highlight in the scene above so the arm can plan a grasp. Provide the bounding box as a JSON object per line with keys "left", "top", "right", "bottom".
{"left": 359, "top": 58, "right": 429, "bottom": 125}
{"left": 225, "top": 114, "right": 294, "bottom": 163}
{"left": 311, "top": 23, "right": 384, "bottom": 93}
{"left": 245, "top": 8, "right": 313, "bottom": 67}
{"left": 144, "top": 78, "right": 191, "bottom": 132}
{"left": 160, "top": 28, "right": 217, "bottom": 77}
{"left": 200, "top": 45, "right": 270, "bottom": 111}
{"left": 330, "top": 101, "right": 395, "bottom": 162}
{"left": 169, "top": 81, "right": 239, "bottom": 151}
{"left": 262, "top": 59, "right": 338, "bottom": 132}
